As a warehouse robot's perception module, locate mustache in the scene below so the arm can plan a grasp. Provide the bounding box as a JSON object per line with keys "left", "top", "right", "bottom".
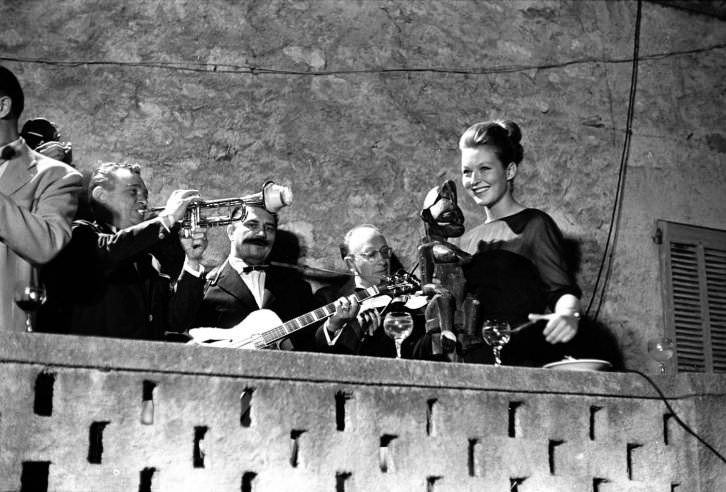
{"left": 244, "top": 238, "right": 269, "bottom": 246}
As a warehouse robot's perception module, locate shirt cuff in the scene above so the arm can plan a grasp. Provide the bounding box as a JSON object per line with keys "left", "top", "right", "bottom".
{"left": 183, "top": 257, "right": 205, "bottom": 277}
{"left": 158, "top": 213, "right": 176, "bottom": 233}
{"left": 323, "top": 319, "right": 344, "bottom": 346}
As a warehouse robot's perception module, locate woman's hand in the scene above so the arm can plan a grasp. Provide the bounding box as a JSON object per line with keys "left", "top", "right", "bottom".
{"left": 528, "top": 312, "right": 580, "bottom": 344}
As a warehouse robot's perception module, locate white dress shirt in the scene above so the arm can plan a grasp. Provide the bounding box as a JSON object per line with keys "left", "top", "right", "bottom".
{"left": 227, "top": 256, "right": 266, "bottom": 308}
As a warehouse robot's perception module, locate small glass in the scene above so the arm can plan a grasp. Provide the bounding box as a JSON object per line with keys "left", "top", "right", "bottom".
{"left": 481, "top": 319, "right": 512, "bottom": 366}
{"left": 383, "top": 311, "right": 414, "bottom": 359}
{"left": 647, "top": 337, "right": 675, "bottom": 375}
{"left": 14, "top": 282, "right": 47, "bottom": 332}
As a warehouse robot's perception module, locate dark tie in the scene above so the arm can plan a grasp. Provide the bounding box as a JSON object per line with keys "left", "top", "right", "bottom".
{"left": 242, "top": 265, "right": 269, "bottom": 274}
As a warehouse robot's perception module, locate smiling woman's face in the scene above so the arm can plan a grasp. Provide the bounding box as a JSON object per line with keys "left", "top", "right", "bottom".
{"left": 460, "top": 145, "right": 512, "bottom": 209}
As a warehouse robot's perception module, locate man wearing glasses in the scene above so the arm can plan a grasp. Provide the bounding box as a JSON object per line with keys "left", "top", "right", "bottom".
{"left": 315, "top": 224, "right": 424, "bottom": 357}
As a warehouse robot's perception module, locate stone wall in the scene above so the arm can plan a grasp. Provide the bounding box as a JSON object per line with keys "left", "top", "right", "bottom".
{"left": 1, "top": 1, "right": 725, "bottom": 370}
{"left": 2, "top": 332, "right": 725, "bottom": 491}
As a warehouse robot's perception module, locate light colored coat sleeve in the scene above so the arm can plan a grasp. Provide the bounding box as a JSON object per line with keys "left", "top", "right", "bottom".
{"left": 0, "top": 154, "right": 82, "bottom": 263}
{"left": 0, "top": 149, "right": 82, "bottom": 332}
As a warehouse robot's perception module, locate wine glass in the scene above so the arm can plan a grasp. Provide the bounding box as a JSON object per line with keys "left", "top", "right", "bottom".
{"left": 14, "top": 282, "right": 47, "bottom": 332}
{"left": 481, "top": 319, "right": 512, "bottom": 366}
{"left": 647, "top": 337, "right": 675, "bottom": 375}
{"left": 383, "top": 311, "right": 414, "bottom": 359}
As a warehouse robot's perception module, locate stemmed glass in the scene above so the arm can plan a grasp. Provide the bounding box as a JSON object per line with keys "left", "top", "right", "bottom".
{"left": 14, "top": 281, "right": 47, "bottom": 332}
{"left": 383, "top": 311, "right": 414, "bottom": 359}
{"left": 647, "top": 337, "right": 675, "bottom": 375}
{"left": 481, "top": 319, "right": 512, "bottom": 366}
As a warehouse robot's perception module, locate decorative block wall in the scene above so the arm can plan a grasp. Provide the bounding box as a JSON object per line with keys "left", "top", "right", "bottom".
{"left": 1, "top": 332, "right": 724, "bottom": 491}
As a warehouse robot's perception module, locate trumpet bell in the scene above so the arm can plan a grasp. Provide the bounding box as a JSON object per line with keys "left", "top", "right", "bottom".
{"left": 262, "top": 182, "right": 293, "bottom": 213}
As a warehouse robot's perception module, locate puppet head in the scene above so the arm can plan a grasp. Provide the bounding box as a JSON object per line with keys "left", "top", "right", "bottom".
{"left": 420, "top": 179, "right": 465, "bottom": 240}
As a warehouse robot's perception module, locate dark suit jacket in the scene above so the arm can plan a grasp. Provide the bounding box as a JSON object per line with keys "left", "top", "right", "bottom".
{"left": 193, "top": 261, "right": 320, "bottom": 351}
{"left": 314, "top": 279, "right": 425, "bottom": 358}
{"left": 38, "top": 219, "right": 204, "bottom": 340}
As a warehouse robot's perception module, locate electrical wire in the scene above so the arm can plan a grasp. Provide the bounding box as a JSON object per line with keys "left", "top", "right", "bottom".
{"left": 627, "top": 369, "right": 726, "bottom": 464}
{"left": 585, "top": 0, "right": 642, "bottom": 320}
{"left": 0, "top": 42, "right": 724, "bottom": 78}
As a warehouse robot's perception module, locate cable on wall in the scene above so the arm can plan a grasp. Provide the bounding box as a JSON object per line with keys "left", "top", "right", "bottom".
{"left": 585, "top": 0, "right": 642, "bottom": 321}
{"left": 0, "top": 42, "right": 724, "bottom": 78}
{"left": 627, "top": 369, "right": 726, "bottom": 464}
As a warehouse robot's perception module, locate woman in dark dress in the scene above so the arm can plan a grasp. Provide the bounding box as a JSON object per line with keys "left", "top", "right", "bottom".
{"left": 458, "top": 120, "right": 582, "bottom": 366}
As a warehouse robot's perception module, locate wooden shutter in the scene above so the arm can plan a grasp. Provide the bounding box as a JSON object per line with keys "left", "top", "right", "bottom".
{"left": 659, "top": 221, "right": 726, "bottom": 373}
{"left": 706, "top": 247, "right": 726, "bottom": 371}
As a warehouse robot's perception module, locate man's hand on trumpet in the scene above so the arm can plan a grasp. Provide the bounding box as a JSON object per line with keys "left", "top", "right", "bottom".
{"left": 158, "top": 189, "right": 201, "bottom": 227}
{"left": 180, "top": 228, "right": 208, "bottom": 272}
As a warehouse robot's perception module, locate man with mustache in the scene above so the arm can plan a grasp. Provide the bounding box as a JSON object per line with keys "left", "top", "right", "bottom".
{"left": 38, "top": 162, "right": 208, "bottom": 340}
{"left": 193, "top": 203, "right": 358, "bottom": 351}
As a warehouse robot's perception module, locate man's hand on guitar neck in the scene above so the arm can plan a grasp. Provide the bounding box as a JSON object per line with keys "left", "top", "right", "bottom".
{"left": 325, "top": 295, "right": 361, "bottom": 337}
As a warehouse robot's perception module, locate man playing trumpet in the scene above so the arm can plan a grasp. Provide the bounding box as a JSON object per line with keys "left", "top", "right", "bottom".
{"left": 38, "top": 162, "right": 208, "bottom": 340}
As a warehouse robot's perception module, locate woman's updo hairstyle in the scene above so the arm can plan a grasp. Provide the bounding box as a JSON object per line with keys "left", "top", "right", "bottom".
{"left": 459, "top": 120, "right": 524, "bottom": 165}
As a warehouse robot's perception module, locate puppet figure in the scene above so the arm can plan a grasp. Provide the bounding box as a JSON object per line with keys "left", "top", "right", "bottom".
{"left": 417, "top": 180, "right": 477, "bottom": 359}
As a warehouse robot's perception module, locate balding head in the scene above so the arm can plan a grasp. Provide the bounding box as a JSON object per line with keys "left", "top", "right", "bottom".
{"left": 341, "top": 224, "right": 391, "bottom": 288}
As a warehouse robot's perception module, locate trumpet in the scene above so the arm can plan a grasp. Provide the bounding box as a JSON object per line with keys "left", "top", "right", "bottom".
{"left": 151, "top": 181, "right": 293, "bottom": 233}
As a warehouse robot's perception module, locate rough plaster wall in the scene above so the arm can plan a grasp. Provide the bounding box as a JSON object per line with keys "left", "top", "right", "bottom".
{"left": 1, "top": 1, "right": 725, "bottom": 371}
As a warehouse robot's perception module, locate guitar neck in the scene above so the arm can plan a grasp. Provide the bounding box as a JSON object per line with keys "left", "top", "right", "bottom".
{"left": 258, "top": 286, "right": 381, "bottom": 348}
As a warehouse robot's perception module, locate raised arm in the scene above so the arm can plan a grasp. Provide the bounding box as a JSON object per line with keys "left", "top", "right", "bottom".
{"left": 0, "top": 163, "right": 81, "bottom": 264}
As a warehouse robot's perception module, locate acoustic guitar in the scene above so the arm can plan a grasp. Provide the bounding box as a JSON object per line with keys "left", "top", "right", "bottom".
{"left": 189, "top": 272, "right": 420, "bottom": 349}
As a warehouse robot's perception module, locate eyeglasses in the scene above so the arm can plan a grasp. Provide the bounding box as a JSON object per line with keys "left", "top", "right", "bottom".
{"left": 353, "top": 246, "right": 393, "bottom": 261}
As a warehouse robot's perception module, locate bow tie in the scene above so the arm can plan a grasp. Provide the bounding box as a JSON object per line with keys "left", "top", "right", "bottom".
{"left": 242, "top": 265, "right": 269, "bottom": 273}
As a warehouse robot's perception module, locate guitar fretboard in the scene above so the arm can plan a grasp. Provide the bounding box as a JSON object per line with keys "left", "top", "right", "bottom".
{"left": 259, "top": 286, "right": 381, "bottom": 347}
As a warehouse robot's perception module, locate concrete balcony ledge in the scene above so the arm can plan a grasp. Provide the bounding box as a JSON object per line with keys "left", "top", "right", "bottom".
{"left": 2, "top": 332, "right": 725, "bottom": 492}
{"left": 1, "top": 332, "right": 724, "bottom": 399}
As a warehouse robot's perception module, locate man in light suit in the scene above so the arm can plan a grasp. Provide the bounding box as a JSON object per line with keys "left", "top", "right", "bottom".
{"left": 0, "top": 65, "right": 82, "bottom": 332}
{"left": 193, "top": 203, "right": 357, "bottom": 351}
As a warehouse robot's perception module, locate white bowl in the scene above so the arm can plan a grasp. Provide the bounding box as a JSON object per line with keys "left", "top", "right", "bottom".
{"left": 543, "top": 359, "right": 612, "bottom": 372}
